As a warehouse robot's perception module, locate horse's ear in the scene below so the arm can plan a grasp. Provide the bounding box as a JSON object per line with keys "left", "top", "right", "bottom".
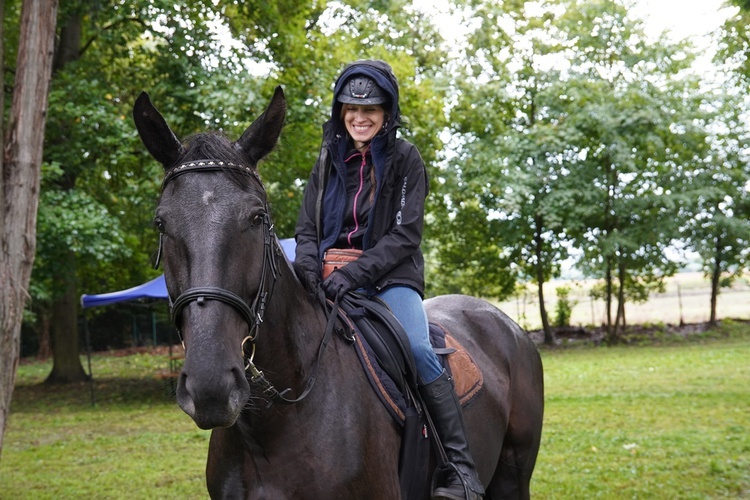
{"left": 235, "top": 86, "right": 286, "bottom": 166}
{"left": 133, "top": 91, "right": 183, "bottom": 168}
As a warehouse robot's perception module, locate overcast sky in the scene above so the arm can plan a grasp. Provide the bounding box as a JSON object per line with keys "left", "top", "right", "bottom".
{"left": 632, "top": 0, "right": 737, "bottom": 46}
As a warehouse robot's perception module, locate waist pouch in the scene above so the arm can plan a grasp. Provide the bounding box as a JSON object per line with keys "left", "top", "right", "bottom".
{"left": 322, "top": 248, "right": 362, "bottom": 279}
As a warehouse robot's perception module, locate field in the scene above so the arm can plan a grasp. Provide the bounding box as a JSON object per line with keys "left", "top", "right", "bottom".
{"left": 495, "top": 272, "right": 750, "bottom": 331}
{"left": 1, "top": 320, "right": 748, "bottom": 498}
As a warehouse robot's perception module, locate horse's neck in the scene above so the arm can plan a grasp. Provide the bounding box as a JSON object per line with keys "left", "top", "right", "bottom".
{"left": 255, "top": 259, "right": 328, "bottom": 382}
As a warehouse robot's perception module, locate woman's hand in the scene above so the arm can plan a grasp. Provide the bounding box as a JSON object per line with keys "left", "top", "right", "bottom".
{"left": 293, "top": 261, "right": 321, "bottom": 295}
{"left": 322, "top": 270, "right": 354, "bottom": 300}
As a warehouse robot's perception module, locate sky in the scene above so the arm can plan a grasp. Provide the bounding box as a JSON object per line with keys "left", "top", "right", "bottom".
{"left": 631, "top": 0, "right": 736, "bottom": 44}
{"left": 419, "top": 0, "right": 738, "bottom": 53}
{"left": 412, "top": 0, "right": 740, "bottom": 79}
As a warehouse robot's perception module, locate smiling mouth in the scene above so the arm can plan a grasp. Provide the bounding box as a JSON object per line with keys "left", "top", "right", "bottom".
{"left": 353, "top": 125, "right": 371, "bottom": 133}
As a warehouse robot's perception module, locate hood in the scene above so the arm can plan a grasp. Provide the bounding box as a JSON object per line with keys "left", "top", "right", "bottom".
{"left": 328, "top": 59, "right": 402, "bottom": 135}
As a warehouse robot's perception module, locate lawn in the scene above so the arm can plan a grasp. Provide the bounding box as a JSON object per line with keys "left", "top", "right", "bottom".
{"left": 1, "top": 322, "right": 748, "bottom": 499}
{"left": 532, "top": 321, "right": 750, "bottom": 498}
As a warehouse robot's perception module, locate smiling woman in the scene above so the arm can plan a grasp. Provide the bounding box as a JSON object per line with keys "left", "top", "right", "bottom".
{"left": 342, "top": 104, "right": 386, "bottom": 149}
{"left": 294, "top": 59, "right": 497, "bottom": 499}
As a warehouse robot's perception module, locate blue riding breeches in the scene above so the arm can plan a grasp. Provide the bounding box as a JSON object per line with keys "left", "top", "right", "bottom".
{"left": 375, "top": 285, "right": 443, "bottom": 384}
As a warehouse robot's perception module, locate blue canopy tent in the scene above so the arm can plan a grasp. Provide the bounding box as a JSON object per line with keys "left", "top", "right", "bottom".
{"left": 81, "top": 275, "right": 168, "bottom": 309}
{"left": 80, "top": 238, "right": 296, "bottom": 308}
{"left": 78, "top": 238, "right": 296, "bottom": 404}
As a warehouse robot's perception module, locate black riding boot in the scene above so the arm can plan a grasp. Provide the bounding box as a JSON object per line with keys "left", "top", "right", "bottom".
{"left": 420, "top": 370, "right": 484, "bottom": 500}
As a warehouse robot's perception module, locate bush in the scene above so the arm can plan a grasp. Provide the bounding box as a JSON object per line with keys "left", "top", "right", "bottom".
{"left": 554, "top": 285, "right": 578, "bottom": 327}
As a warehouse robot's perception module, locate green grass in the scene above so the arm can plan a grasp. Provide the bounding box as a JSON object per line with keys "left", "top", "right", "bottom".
{"left": 1, "top": 325, "right": 749, "bottom": 499}
{"left": 533, "top": 322, "right": 750, "bottom": 498}
{"left": 1, "top": 352, "right": 209, "bottom": 499}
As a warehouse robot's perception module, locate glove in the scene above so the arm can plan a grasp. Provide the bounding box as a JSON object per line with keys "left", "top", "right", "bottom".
{"left": 322, "top": 270, "right": 353, "bottom": 301}
{"left": 293, "top": 261, "right": 321, "bottom": 295}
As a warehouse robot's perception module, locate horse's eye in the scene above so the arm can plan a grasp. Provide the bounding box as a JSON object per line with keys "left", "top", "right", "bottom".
{"left": 251, "top": 214, "right": 264, "bottom": 227}
{"left": 154, "top": 217, "right": 166, "bottom": 233}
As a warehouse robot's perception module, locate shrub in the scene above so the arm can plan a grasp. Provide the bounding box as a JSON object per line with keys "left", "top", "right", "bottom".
{"left": 554, "top": 285, "right": 578, "bottom": 327}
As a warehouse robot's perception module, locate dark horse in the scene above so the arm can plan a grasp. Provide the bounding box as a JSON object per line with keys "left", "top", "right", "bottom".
{"left": 134, "top": 87, "right": 544, "bottom": 499}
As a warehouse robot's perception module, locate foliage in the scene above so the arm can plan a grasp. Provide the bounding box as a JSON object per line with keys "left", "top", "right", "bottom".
{"left": 553, "top": 285, "right": 577, "bottom": 327}
{"left": 676, "top": 92, "right": 750, "bottom": 307}
{"left": 12, "top": 0, "right": 750, "bottom": 355}
{"left": 547, "top": 0, "right": 706, "bottom": 335}
{"left": 718, "top": 4, "right": 750, "bottom": 88}
{"left": 433, "top": 0, "right": 723, "bottom": 339}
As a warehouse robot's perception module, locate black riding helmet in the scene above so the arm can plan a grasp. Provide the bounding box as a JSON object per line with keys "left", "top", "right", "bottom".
{"left": 337, "top": 75, "right": 388, "bottom": 105}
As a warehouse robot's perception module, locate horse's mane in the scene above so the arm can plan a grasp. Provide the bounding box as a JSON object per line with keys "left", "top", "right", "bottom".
{"left": 175, "top": 132, "right": 260, "bottom": 190}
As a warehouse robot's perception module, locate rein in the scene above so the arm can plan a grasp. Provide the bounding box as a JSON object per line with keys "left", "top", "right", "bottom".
{"left": 160, "top": 159, "right": 335, "bottom": 408}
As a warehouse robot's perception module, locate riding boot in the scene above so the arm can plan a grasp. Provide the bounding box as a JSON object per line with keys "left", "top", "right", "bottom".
{"left": 420, "top": 370, "right": 485, "bottom": 500}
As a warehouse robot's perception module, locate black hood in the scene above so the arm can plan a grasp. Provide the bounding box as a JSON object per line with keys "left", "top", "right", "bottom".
{"left": 329, "top": 59, "right": 401, "bottom": 134}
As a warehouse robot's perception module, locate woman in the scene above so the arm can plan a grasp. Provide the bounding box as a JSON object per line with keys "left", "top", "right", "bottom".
{"left": 294, "top": 59, "right": 484, "bottom": 500}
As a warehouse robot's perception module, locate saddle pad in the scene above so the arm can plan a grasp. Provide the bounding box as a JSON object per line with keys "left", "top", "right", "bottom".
{"left": 353, "top": 321, "right": 484, "bottom": 425}
{"left": 444, "top": 330, "right": 484, "bottom": 405}
{"left": 430, "top": 322, "right": 484, "bottom": 407}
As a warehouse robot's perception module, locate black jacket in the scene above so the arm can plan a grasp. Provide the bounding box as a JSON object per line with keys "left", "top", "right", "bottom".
{"left": 295, "top": 60, "right": 429, "bottom": 296}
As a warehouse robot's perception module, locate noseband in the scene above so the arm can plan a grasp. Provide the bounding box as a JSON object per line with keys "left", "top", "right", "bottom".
{"left": 159, "top": 159, "right": 279, "bottom": 348}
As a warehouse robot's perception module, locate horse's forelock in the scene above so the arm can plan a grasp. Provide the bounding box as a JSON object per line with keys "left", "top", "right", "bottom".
{"left": 168, "top": 132, "right": 262, "bottom": 191}
{"left": 180, "top": 133, "right": 245, "bottom": 165}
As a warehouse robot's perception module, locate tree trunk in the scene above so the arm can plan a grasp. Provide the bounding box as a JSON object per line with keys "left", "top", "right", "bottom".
{"left": 604, "top": 256, "right": 614, "bottom": 339}
{"left": 45, "top": 250, "right": 87, "bottom": 384}
{"left": 37, "top": 312, "right": 51, "bottom": 360}
{"left": 42, "top": 8, "right": 89, "bottom": 384}
{"left": 613, "top": 259, "right": 626, "bottom": 338}
{"left": 0, "top": 0, "right": 59, "bottom": 457}
{"left": 534, "top": 215, "right": 554, "bottom": 345}
{"left": 53, "top": 13, "right": 82, "bottom": 72}
{"left": 709, "top": 234, "right": 722, "bottom": 326}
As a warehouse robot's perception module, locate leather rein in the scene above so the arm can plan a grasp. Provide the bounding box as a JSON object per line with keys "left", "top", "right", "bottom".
{"left": 158, "top": 159, "right": 332, "bottom": 407}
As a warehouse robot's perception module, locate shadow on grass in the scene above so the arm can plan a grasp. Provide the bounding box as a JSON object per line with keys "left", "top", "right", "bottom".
{"left": 10, "top": 376, "right": 177, "bottom": 414}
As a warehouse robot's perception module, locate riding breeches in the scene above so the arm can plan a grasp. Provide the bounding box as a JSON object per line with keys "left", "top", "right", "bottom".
{"left": 375, "top": 285, "right": 443, "bottom": 384}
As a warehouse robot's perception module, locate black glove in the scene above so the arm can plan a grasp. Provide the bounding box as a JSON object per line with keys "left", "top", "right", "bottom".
{"left": 322, "top": 270, "right": 353, "bottom": 301}
{"left": 293, "top": 261, "right": 321, "bottom": 295}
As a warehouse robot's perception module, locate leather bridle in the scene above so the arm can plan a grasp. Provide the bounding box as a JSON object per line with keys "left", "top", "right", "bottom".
{"left": 158, "top": 159, "right": 279, "bottom": 353}
{"left": 157, "top": 158, "right": 338, "bottom": 408}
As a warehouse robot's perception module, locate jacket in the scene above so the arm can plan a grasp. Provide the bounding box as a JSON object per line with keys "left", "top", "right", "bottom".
{"left": 294, "top": 60, "right": 429, "bottom": 296}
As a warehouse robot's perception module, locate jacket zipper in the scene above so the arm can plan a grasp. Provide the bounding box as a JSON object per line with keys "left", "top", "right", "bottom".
{"left": 345, "top": 145, "right": 370, "bottom": 247}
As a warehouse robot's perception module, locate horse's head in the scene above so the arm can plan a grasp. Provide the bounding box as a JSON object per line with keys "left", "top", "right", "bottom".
{"left": 134, "top": 87, "right": 286, "bottom": 429}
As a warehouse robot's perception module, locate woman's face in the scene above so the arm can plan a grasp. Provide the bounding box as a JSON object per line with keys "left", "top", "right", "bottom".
{"left": 342, "top": 104, "right": 385, "bottom": 149}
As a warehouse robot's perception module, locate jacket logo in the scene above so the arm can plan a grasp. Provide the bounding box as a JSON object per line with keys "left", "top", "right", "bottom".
{"left": 396, "top": 176, "right": 407, "bottom": 225}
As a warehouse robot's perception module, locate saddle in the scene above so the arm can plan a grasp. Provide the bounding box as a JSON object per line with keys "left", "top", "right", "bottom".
{"left": 333, "top": 293, "right": 484, "bottom": 500}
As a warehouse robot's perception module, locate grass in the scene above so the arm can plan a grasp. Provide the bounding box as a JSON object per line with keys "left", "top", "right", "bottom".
{"left": 533, "top": 321, "right": 750, "bottom": 498}
{"left": 1, "top": 324, "right": 749, "bottom": 499}
{"left": 0, "top": 352, "right": 209, "bottom": 499}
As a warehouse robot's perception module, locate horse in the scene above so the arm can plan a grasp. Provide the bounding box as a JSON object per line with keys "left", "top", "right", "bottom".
{"left": 133, "top": 86, "right": 544, "bottom": 499}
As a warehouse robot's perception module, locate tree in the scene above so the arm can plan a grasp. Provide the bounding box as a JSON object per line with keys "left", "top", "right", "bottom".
{"left": 27, "top": 0, "right": 454, "bottom": 383}
{"left": 36, "top": 0, "right": 265, "bottom": 382}
{"left": 435, "top": 0, "right": 575, "bottom": 343}
{"left": 678, "top": 92, "right": 750, "bottom": 324}
{"left": 552, "top": 0, "right": 708, "bottom": 339}
{"left": 0, "top": 0, "right": 59, "bottom": 456}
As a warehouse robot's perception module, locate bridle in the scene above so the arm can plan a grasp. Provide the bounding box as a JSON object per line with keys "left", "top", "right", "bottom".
{"left": 157, "top": 159, "right": 334, "bottom": 407}
{"left": 158, "top": 159, "right": 278, "bottom": 346}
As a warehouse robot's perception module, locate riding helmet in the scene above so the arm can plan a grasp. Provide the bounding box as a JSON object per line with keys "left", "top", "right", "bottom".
{"left": 337, "top": 76, "right": 387, "bottom": 105}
